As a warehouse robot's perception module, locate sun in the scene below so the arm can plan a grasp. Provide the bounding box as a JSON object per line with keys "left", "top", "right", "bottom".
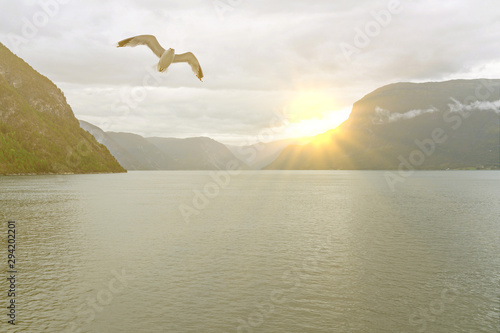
{"left": 283, "top": 91, "right": 351, "bottom": 139}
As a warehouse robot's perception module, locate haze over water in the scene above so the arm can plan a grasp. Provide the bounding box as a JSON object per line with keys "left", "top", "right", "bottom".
{"left": 0, "top": 171, "right": 499, "bottom": 332}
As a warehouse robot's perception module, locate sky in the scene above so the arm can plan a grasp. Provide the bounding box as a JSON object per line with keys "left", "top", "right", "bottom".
{"left": 1, "top": 0, "right": 500, "bottom": 145}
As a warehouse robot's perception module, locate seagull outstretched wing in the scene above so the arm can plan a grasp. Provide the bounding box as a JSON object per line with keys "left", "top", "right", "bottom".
{"left": 117, "top": 35, "right": 165, "bottom": 58}
{"left": 173, "top": 52, "right": 204, "bottom": 81}
{"left": 117, "top": 34, "right": 203, "bottom": 81}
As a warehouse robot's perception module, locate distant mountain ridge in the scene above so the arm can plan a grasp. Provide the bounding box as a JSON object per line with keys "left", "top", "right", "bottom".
{"left": 147, "top": 136, "right": 243, "bottom": 170}
{"left": 80, "top": 121, "right": 250, "bottom": 170}
{"left": 78, "top": 121, "right": 147, "bottom": 169}
{"left": 0, "top": 43, "right": 125, "bottom": 174}
{"left": 226, "top": 137, "right": 311, "bottom": 169}
{"left": 266, "top": 79, "right": 500, "bottom": 170}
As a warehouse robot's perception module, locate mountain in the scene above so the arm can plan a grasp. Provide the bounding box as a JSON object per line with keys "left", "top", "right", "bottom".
{"left": 147, "top": 136, "right": 246, "bottom": 170}
{"left": 80, "top": 121, "right": 248, "bottom": 170}
{"left": 226, "top": 137, "right": 311, "bottom": 169}
{"left": 79, "top": 120, "right": 145, "bottom": 169}
{"left": 79, "top": 121, "right": 180, "bottom": 170}
{"left": 107, "top": 132, "right": 183, "bottom": 170}
{"left": 0, "top": 43, "right": 125, "bottom": 175}
{"left": 266, "top": 79, "right": 500, "bottom": 170}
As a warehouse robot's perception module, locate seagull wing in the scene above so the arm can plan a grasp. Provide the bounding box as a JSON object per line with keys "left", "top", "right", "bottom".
{"left": 173, "top": 52, "right": 203, "bottom": 81}
{"left": 116, "top": 35, "right": 165, "bottom": 58}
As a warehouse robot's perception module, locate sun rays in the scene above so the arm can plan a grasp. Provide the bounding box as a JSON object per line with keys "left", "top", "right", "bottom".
{"left": 282, "top": 91, "right": 352, "bottom": 140}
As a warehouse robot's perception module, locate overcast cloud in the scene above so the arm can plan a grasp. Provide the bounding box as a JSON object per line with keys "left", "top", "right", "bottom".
{"left": 1, "top": 0, "right": 500, "bottom": 144}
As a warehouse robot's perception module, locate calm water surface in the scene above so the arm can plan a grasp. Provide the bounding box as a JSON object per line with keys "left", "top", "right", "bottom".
{"left": 0, "top": 171, "right": 499, "bottom": 332}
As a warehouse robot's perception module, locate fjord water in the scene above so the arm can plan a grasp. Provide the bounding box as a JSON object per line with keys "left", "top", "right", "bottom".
{"left": 0, "top": 171, "right": 499, "bottom": 332}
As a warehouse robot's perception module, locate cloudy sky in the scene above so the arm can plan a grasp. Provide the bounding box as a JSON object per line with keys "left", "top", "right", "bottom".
{"left": 1, "top": 0, "right": 500, "bottom": 144}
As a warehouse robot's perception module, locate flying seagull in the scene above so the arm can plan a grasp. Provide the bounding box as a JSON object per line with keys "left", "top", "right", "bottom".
{"left": 117, "top": 35, "right": 203, "bottom": 81}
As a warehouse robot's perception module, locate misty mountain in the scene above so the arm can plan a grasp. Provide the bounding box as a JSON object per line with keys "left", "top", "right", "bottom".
{"left": 79, "top": 121, "right": 180, "bottom": 170}
{"left": 109, "top": 132, "right": 185, "bottom": 170}
{"left": 0, "top": 43, "right": 125, "bottom": 174}
{"left": 266, "top": 79, "right": 500, "bottom": 170}
{"left": 80, "top": 121, "right": 248, "bottom": 170}
{"left": 226, "top": 137, "right": 311, "bottom": 169}
{"left": 79, "top": 120, "right": 148, "bottom": 170}
{"left": 147, "top": 136, "right": 246, "bottom": 170}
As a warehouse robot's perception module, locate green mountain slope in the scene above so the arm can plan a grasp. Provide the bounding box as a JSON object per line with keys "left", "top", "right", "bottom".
{"left": 0, "top": 43, "right": 125, "bottom": 175}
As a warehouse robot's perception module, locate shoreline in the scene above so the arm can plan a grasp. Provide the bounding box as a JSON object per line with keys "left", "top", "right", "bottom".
{"left": 0, "top": 171, "right": 128, "bottom": 176}
{"left": 1, "top": 168, "right": 498, "bottom": 176}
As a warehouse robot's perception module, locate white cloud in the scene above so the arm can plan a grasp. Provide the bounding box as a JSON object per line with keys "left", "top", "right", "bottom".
{"left": 372, "top": 106, "right": 438, "bottom": 123}
{"left": 448, "top": 98, "right": 500, "bottom": 114}
{"left": 373, "top": 98, "right": 500, "bottom": 124}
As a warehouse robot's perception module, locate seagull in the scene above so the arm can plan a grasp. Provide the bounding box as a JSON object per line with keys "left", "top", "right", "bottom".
{"left": 117, "top": 35, "right": 203, "bottom": 81}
